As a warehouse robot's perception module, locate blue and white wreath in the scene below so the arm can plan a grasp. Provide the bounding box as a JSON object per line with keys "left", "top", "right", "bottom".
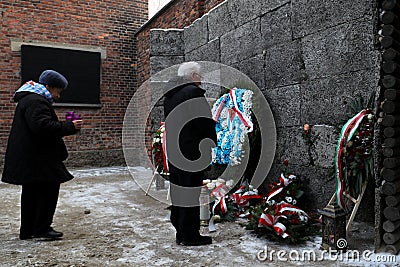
{"left": 211, "top": 88, "right": 253, "bottom": 166}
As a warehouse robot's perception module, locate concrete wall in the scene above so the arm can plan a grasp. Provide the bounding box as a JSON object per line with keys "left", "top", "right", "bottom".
{"left": 148, "top": 0, "right": 381, "bottom": 218}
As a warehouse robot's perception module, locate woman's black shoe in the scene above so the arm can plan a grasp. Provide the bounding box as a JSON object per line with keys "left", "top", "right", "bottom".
{"left": 33, "top": 229, "right": 63, "bottom": 239}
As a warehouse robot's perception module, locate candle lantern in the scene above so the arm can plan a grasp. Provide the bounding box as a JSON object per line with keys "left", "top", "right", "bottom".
{"left": 199, "top": 186, "right": 210, "bottom": 226}
{"left": 319, "top": 203, "right": 347, "bottom": 250}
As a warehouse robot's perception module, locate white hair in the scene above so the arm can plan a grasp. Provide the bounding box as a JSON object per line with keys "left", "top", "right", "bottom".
{"left": 177, "top": 62, "right": 201, "bottom": 78}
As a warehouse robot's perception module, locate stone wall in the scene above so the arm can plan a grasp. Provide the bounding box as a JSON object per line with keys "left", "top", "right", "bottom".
{"left": 135, "top": 0, "right": 225, "bottom": 87}
{"left": 148, "top": 0, "right": 381, "bottom": 220}
{"left": 0, "top": 0, "right": 148, "bottom": 169}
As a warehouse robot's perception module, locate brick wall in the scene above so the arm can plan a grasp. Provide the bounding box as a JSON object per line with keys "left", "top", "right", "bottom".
{"left": 135, "top": 0, "right": 225, "bottom": 87}
{"left": 0, "top": 0, "right": 148, "bottom": 168}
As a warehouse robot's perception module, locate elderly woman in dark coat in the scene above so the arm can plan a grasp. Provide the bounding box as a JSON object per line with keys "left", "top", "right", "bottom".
{"left": 2, "top": 70, "right": 82, "bottom": 240}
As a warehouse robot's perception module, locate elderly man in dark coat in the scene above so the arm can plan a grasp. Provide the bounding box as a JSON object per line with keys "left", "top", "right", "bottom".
{"left": 164, "top": 62, "right": 217, "bottom": 246}
{"left": 2, "top": 70, "right": 82, "bottom": 240}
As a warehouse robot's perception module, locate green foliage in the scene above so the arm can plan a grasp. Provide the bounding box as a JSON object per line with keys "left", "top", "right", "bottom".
{"left": 341, "top": 91, "right": 375, "bottom": 200}
{"left": 346, "top": 92, "right": 376, "bottom": 119}
{"left": 220, "top": 203, "right": 239, "bottom": 222}
{"left": 245, "top": 203, "right": 321, "bottom": 244}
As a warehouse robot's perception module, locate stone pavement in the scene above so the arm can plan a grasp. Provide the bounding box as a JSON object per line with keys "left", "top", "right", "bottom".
{"left": 0, "top": 166, "right": 397, "bottom": 266}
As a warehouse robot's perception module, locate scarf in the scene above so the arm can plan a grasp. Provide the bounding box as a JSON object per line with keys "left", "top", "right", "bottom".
{"left": 15, "top": 81, "right": 54, "bottom": 103}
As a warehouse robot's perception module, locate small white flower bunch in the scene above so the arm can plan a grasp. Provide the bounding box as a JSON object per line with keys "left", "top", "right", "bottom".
{"left": 248, "top": 184, "right": 258, "bottom": 195}
{"left": 203, "top": 178, "right": 235, "bottom": 191}
{"left": 299, "top": 215, "right": 308, "bottom": 222}
{"left": 285, "top": 196, "right": 293, "bottom": 203}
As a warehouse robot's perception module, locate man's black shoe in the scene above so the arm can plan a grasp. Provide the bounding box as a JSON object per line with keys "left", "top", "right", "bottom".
{"left": 33, "top": 229, "right": 63, "bottom": 239}
{"left": 179, "top": 235, "right": 212, "bottom": 246}
{"left": 176, "top": 233, "right": 182, "bottom": 245}
{"left": 19, "top": 234, "right": 33, "bottom": 240}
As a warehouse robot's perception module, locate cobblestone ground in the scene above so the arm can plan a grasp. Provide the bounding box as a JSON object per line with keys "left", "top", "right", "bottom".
{"left": 0, "top": 167, "right": 396, "bottom": 267}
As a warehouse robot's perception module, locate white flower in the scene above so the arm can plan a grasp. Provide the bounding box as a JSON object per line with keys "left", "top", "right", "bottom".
{"left": 253, "top": 189, "right": 258, "bottom": 194}
{"left": 240, "top": 133, "right": 245, "bottom": 143}
{"left": 299, "top": 215, "right": 308, "bottom": 222}
{"left": 160, "top": 133, "right": 164, "bottom": 138}
{"left": 211, "top": 149, "right": 216, "bottom": 162}
{"left": 285, "top": 196, "right": 293, "bottom": 203}
{"left": 226, "top": 180, "right": 234, "bottom": 188}
{"left": 207, "top": 182, "right": 216, "bottom": 190}
{"left": 249, "top": 185, "right": 254, "bottom": 190}
{"left": 217, "top": 178, "right": 225, "bottom": 184}
{"left": 367, "top": 114, "right": 374, "bottom": 120}
{"left": 213, "top": 215, "right": 221, "bottom": 221}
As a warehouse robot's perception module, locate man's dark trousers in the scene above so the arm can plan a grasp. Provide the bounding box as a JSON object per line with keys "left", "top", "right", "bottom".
{"left": 169, "top": 170, "right": 203, "bottom": 240}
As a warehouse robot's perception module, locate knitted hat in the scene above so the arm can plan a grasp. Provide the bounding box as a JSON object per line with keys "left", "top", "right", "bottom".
{"left": 39, "top": 70, "right": 68, "bottom": 89}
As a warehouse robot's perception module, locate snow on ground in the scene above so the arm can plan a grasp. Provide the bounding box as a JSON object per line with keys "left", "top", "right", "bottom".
{"left": 0, "top": 166, "right": 398, "bottom": 266}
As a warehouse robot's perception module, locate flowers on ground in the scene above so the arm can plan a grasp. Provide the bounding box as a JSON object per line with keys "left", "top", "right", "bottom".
{"left": 204, "top": 164, "right": 320, "bottom": 243}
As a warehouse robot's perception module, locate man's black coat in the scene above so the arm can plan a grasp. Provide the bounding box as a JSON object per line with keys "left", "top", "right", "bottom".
{"left": 163, "top": 77, "right": 217, "bottom": 174}
{"left": 2, "top": 92, "right": 76, "bottom": 185}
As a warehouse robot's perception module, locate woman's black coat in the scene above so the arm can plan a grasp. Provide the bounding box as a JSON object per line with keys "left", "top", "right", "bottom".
{"left": 2, "top": 92, "right": 77, "bottom": 185}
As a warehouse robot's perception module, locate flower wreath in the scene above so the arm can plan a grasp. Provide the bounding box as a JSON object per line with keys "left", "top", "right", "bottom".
{"left": 211, "top": 88, "right": 253, "bottom": 165}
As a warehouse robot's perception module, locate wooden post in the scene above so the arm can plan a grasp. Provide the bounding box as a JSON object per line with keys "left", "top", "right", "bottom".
{"left": 383, "top": 75, "right": 400, "bottom": 89}
{"left": 384, "top": 88, "right": 400, "bottom": 101}
{"left": 386, "top": 194, "right": 400, "bottom": 206}
{"left": 383, "top": 227, "right": 400, "bottom": 244}
{"left": 383, "top": 157, "right": 400, "bottom": 168}
{"left": 384, "top": 127, "right": 400, "bottom": 138}
{"left": 384, "top": 205, "right": 400, "bottom": 221}
{"left": 382, "top": 36, "right": 400, "bottom": 51}
{"left": 383, "top": 220, "right": 400, "bottom": 232}
{"left": 382, "top": 100, "right": 400, "bottom": 113}
{"left": 385, "top": 240, "right": 400, "bottom": 254}
{"left": 145, "top": 171, "right": 158, "bottom": 196}
{"left": 346, "top": 181, "right": 368, "bottom": 235}
{"left": 384, "top": 136, "right": 400, "bottom": 147}
{"left": 382, "top": 180, "right": 400, "bottom": 195}
{"left": 383, "top": 147, "right": 400, "bottom": 157}
{"left": 382, "top": 11, "right": 400, "bottom": 28}
{"left": 383, "top": 61, "right": 400, "bottom": 77}
{"left": 383, "top": 48, "right": 400, "bottom": 62}
{"left": 383, "top": 0, "right": 400, "bottom": 13}
{"left": 381, "top": 167, "right": 400, "bottom": 181}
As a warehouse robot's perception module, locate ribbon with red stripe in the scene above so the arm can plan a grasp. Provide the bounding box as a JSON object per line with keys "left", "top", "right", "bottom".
{"left": 160, "top": 122, "right": 169, "bottom": 172}
{"left": 212, "top": 196, "right": 227, "bottom": 215}
{"left": 275, "top": 203, "right": 309, "bottom": 221}
{"left": 258, "top": 213, "right": 289, "bottom": 238}
{"left": 229, "top": 88, "right": 253, "bottom": 131}
{"left": 211, "top": 183, "right": 230, "bottom": 199}
{"left": 266, "top": 173, "right": 296, "bottom": 202}
{"left": 212, "top": 94, "right": 228, "bottom": 121}
{"left": 334, "top": 109, "right": 371, "bottom": 209}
